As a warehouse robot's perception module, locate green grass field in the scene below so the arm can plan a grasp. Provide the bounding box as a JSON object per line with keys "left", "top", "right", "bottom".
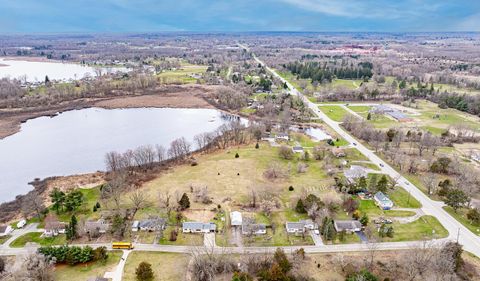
{"left": 389, "top": 187, "right": 421, "bottom": 208}
{"left": 381, "top": 215, "right": 448, "bottom": 242}
{"left": 10, "top": 232, "right": 66, "bottom": 248}
{"left": 319, "top": 105, "right": 350, "bottom": 122}
{"left": 157, "top": 63, "right": 207, "bottom": 84}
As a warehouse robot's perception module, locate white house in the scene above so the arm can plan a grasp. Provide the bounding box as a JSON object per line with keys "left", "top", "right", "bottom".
{"left": 230, "top": 211, "right": 243, "bottom": 226}
{"left": 300, "top": 219, "right": 318, "bottom": 230}
{"left": 16, "top": 219, "right": 27, "bottom": 229}
{"left": 334, "top": 220, "right": 363, "bottom": 233}
{"left": 182, "top": 222, "right": 216, "bottom": 233}
{"left": 374, "top": 192, "right": 394, "bottom": 210}
{"left": 285, "top": 222, "right": 306, "bottom": 234}
{"left": 275, "top": 133, "right": 289, "bottom": 141}
{"left": 0, "top": 225, "right": 13, "bottom": 237}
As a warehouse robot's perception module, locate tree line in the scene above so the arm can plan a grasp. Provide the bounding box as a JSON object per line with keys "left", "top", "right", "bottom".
{"left": 284, "top": 61, "right": 373, "bottom": 83}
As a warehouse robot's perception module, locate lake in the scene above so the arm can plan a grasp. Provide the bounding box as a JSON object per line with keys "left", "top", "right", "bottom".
{"left": 0, "top": 107, "right": 241, "bottom": 202}
{"left": 0, "top": 58, "right": 127, "bottom": 82}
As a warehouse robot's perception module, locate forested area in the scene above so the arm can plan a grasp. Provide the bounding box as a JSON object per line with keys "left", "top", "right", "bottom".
{"left": 284, "top": 61, "right": 373, "bottom": 83}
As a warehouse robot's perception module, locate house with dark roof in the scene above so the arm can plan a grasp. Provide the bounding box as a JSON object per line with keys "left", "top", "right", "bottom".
{"left": 133, "top": 218, "right": 166, "bottom": 232}
{"left": 334, "top": 220, "right": 363, "bottom": 233}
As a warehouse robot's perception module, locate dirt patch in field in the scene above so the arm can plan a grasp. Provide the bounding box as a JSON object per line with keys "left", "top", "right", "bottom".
{"left": 183, "top": 208, "right": 216, "bottom": 222}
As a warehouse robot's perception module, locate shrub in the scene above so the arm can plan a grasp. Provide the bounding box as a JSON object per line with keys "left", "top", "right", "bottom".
{"left": 255, "top": 143, "right": 259, "bottom": 149}
{"left": 360, "top": 213, "right": 369, "bottom": 226}
{"left": 92, "top": 246, "right": 108, "bottom": 264}
{"left": 169, "top": 229, "right": 178, "bottom": 241}
{"left": 288, "top": 186, "right": 294, "bottom": 191}
{"left": 232, "top": 272, "right": 253, "bottom": 281}
{"left": 278, "top": 145, "right": 294, "bottom": 160}
{"left": 235, "top": 152, "right": 239, "bottom": 158}
{"left": 136, "top": 261, "right": 154, "bottom": 281}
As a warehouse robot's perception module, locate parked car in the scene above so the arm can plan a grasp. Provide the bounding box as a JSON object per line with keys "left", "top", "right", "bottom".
{"left": 379, "top": 163, "right": 384, "bottom": 167}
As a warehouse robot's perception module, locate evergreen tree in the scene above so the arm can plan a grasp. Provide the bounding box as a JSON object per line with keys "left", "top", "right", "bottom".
{"left": 360, "top": 213, "right": 369, "bottom": 226}
{"left": 66, "top": 215, "right": 78, "bottom": 240}
{"left": 357, "top": 177, "right": 367, "bottom": 191}
{"left": 368, "top": 174, "right": 378, "bottom": 192}
{"left": 376, "top": 175, "right": 388, "bottom": 193}
{"left": 178, "top": 193, "right": 190, "bottom": 210}
{"left": 367, "top": 112, "right": 372, "bottom": 120}
{"left": 49, "top": 188, "right": 65, "bottom": 214}
{"left": 295, "top": 199, "right": 306, "bottom": 213}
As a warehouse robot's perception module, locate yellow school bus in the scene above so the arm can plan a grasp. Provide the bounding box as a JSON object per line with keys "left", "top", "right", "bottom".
{"left": 112, "top": 242, "right": 133, "bottom": 249}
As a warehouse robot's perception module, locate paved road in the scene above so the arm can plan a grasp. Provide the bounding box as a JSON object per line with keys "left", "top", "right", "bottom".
{"left": 242, "top": 44, "right": 480, "bottom": 257}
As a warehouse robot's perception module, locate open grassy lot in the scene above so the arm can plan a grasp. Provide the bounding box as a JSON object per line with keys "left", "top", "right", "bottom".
{"left": 134, "top": 143, "right": 335, "bottom": 213}
{"left": 123, "top": 252, "right": 189, "bottom": 281}
{"left": 157, "top": 63, "right": 207, "bottom": 84}
{"left": 10, "top": 232, "right": 66, "bottom": 248}
{"left": 381, "top": 215, "right": 448, "bottom": 242}
{"left": 389, "top": 186, "right": 421, "bottom": 208}
{"left": 319, "top": 105, "right": 350, "bottom": 122}
{"left": 54, "top": 250, "right": 122, "bottom": 281}
{"left": 443, "top": 206, "right": 480, "bottom": 236}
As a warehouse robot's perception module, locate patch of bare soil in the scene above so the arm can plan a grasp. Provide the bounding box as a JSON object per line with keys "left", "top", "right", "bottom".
{"left": 182, "top": 208, "right": 216, "bottom": 222}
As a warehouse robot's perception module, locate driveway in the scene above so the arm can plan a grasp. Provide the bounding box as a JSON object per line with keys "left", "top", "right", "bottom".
{"left": 310, "top": 231, "right": 323, "bottom": 246}
{"left": 230, "top": 226, "right": 243, "bottom": 248}
{"left": 204, "top": 232, "right": 217, "bottom": 248}
{"left": 104, "top": 250, "right": 131, "bottom": 281}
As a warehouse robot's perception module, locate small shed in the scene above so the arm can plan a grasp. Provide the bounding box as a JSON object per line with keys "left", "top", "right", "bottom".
{"left": 230, "top": 211, "right": 243, "bottom": 226}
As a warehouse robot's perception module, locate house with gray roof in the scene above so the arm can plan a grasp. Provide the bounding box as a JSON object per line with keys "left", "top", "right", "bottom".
{"left": 132, "top": 218, "right": 166, "bottom": 232}
{"left": 242, "top": 223, "right": 267, "bottom": 235}
{"left": 84, "top": 219, "right": 110, "bottom": 235}
{"left": 374, "top": 192, "right": 394, "bottom": 210}
{"left": 182, "top": 222, "right": 216, "bottom": 233}
{"left": 344, "top": 165, "right": 368, "bottom": 184}
{"left": 334, "top": 220, "right": 363, "bottom": 233}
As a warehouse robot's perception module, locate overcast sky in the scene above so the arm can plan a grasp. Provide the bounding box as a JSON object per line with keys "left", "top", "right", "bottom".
{"left": 0, "top": 0, "right": 479, "bottom": 33}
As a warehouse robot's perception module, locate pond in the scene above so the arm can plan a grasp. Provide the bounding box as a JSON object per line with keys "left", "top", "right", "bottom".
{"left": 0, "top": 58, "right": 127, "bottom": 82}
{"left": 302, "top": 127, "right": 332, "bottom": 141}
{"left": 0, "top": 107, "right": 242, "bottom": 202}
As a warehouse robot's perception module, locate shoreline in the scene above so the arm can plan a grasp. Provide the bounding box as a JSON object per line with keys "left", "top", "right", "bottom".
{"left": 0, "top": 84, "right": 217, "bottom": 140}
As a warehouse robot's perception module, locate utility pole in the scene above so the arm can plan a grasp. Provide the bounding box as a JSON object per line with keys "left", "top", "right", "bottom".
{"left": 457, "top": 228, "right": 460, "bottom": 243}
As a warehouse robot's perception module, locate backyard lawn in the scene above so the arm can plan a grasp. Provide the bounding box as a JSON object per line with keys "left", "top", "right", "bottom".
{"left": 10, "top": 232, "right": 66, "bottom": 248}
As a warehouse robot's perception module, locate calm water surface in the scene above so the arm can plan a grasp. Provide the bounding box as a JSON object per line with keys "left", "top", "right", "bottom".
{"left": 0, "top": 58, "right": 126, "bottom": 82}
{"left": 0, "top": 107, "right": 240, "bottom": 202}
